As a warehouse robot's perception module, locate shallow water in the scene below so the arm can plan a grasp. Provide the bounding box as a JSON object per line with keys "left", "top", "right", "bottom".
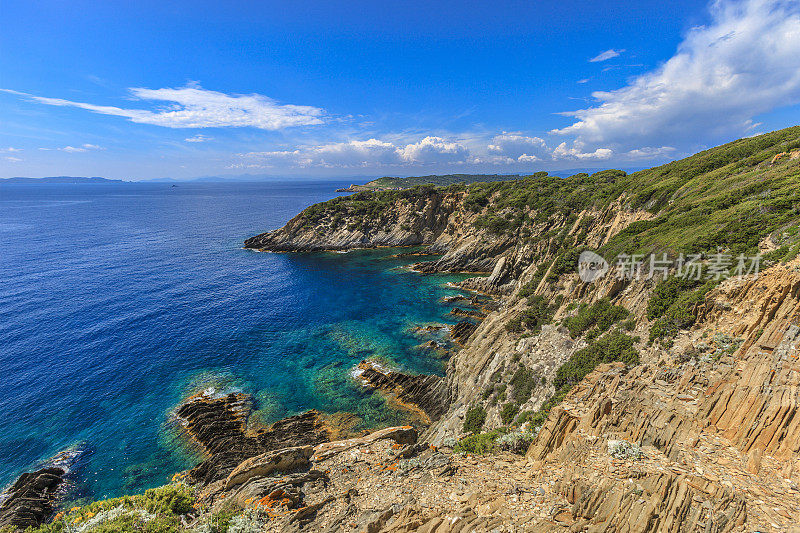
{"left": 0, "top": 181, "right": 474, "bottom": 500}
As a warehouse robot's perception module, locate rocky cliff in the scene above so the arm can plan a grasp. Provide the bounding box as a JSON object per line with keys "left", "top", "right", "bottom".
{"left": 6, "top": 127, "right": 800, "bottom": 532}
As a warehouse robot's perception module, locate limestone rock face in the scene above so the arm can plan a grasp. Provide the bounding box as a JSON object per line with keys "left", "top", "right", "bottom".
{"left": 311, "top": 425, "right": 417, "bottom": 461}
{"left": 244, "top": 190, "right": 458, "bottom": 254}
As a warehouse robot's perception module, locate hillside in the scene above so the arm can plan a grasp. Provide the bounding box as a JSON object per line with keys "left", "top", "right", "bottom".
{"left": 6, "top": 127, "right": 800, "bottom": 532}
{"left": 335, "top": 173, "right": 529, "bottom": 192}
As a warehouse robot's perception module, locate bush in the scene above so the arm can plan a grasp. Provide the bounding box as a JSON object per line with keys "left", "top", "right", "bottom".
{"left": 453, "top": 429, "right": 507, "bottom": 454}
{"left": 546, "top": 248, "right": 586, "bottom": 282}
{"left": 649, "top": 278, "right": 719, "bottom": 342}
{"left": 510, "top": 366, "right": 537, "bottom": 404}
{"left": 563, "top": 298, "right": 629, "bottom": 338}
{"left": 607, "top": 440, "right": 643, "bottom": 460}
{"left": 17, "top": 483, "right": 197, "bottom": 533}
{"left": 646, "top": 275, "right": 702, "bottom": 320}
{"left": 495, "top": 429, "right": 536, "bottom": 454}
{"left": 500, "top": 403, "right": 520, "bottom": 425}
{"left": 506, "top": 295, "right": 555, "bottom": 334}
{"left": 463, "top": 406, "right": 487, "bottom": 434}
{"left": 554, "top": 332, "right": 640, "bottom": 391}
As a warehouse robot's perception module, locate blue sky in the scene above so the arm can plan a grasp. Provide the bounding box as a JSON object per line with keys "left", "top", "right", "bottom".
{"left": 2, "top": 0, "right": 800, "bottom": 180}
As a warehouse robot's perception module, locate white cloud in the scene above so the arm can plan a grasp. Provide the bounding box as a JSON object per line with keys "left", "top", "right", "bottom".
{"left": 554, "top": 0, "right": 800, "bottom": 150}
{"left": 398, "top": 136, "right": 469, "bottom": 164}
{"left": 488, "top": 133, "right": 550, "bottom": 159}
{"left": 0, "top": 147, "right": 22, "bottom": 153}
{"left": 241, "top": 139, "right": 403, "bottom": 168}
{"left": 240, "top": 136, "right": 470, "bottom": 168}
{"left": 589, "top": 49, "right": 624, "bottom": 62}
{"left": 4, "top": 156, "right": 22, "bottom": 162}
{"left": 58, "top": 143, "right": 104, "bottom": 153}
{"left": 577, "top": 78, "right": 591, "bottom": 84}
{"left": 553, "top": 141, "right": 614, "bottom": 160}
{"left": 311, "top": 139, "right": 400, "bottom": 166}
{"left": 624, "top": 146, "right": 676, "bottom": 160}
{"left": 185, "top": 134, "right": 213, "bottom": 143}
{"left": 2, "top": 84, "right": 325, "bottom": 130}
{"left": 517, "top": 154, "right": 541, "bottom": 163}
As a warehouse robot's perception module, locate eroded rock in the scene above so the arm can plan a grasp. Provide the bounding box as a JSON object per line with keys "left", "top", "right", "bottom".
{"left": 357, "top": 361, "right": 448, "bottom": 422}
{"left": 176, "top": 392, "right": 331, "bottom": 484}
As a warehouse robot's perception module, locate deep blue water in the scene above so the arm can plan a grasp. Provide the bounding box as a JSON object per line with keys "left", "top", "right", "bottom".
{"left": 0, "top": 181, "right": 472, "bottom": 501}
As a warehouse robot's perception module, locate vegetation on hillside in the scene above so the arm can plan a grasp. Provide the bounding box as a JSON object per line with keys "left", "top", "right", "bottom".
{"left": 364, "top": 174, "right": 528, "bottom": 189}
{"left": 1, "top": 484, "right": 197, "bottom": 533}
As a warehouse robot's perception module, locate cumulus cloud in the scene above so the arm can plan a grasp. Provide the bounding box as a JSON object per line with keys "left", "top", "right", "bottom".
{"left": 1, "top": 84, "right": 324, "bottom": 130}
{"left": 397, "top": 136, "right": 469, "bottom": 164}
{"left": 488, "top": 133, "right": 550, "bottom": 161}
{"left": 589, "top": 49, "right": 624, "bottom": 62}
{"left": 553, "top": 141, "right": 614, "bottom": 161}
{"left": 554, "top": 0, "right": 800, "bottom": 150}
{"left": 624, "top": 146, "right": 676, "bottom": 160}
{"left": 239, "top": 136, "right": 470, "bottom": 168}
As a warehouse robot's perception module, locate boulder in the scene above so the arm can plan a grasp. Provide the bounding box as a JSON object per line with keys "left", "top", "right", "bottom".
{"left": 224, "top": 445, "right": 314, "bottom": 490}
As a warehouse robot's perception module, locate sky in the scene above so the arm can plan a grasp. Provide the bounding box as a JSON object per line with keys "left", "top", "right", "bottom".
{"left": 2, "top": 0, "right": 800, "bottom": 181}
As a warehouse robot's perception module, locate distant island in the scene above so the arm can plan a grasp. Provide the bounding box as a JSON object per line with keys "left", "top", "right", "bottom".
{"left": 0, "top": 176, "right": 125, "bottom": 184}
{"left": 335, "top": 173, "right": 540, "bottom": 192}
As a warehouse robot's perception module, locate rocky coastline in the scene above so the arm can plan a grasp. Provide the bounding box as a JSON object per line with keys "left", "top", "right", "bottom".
{"left": 7, "top": 130, "right": 800, "bottom": 531}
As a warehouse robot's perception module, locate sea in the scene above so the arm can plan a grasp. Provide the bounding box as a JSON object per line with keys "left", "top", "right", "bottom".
{"left": 0, "top": 180, "right": 474, "bottom": 501}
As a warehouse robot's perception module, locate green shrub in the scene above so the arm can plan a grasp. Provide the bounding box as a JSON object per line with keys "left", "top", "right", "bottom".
{"left": 649, "top": 278, "right": 720, "bottom": 342}
{"left": 15, "top": 483, "right": 197, "bottom": 533}
{"left": 463, "top": 406, "right": 487, "bottom": 434}
{"left": 500, "top": 403, "right": 520, "bottom": 425}
{"left": 563, "top": 298, "right": 629, "bottom": 337}
{"left": 510, "top": 366, "right": 537, "bottom": 404}
{"left": 453, "top": 429, "right": 507, "bottom": 454}
{"left": 647, "top": 275, "right": 703, "bottom": 320}
{"left": 506, "top": 295, "right": 555, "bottom": 334}
{"left": 547, "top": 248, "right": 586, "bottom": 282}
{"left": 554, "top": 332, "right": 640, "bottom": 391}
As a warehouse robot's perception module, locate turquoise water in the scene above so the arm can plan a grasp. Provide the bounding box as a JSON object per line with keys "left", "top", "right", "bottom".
{"left": 0, "top": 181, "right": 473, "bottom": 500}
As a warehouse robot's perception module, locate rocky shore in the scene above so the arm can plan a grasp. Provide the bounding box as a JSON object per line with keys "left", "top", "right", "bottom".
{"left": 8, "top": 130, "right": 800, "bottom": 531}
{"left": 175, "top": 392, "right": 332, "bottom": 485}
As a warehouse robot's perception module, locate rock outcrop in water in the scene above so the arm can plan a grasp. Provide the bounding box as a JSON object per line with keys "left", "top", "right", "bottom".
{"left": 16, "top": 129, "right": 800, "bottom": 532}
{"left": 0, "top": 468, "right": 65, "bottom": 529}
{"left": 449, "top": 320, "right": 477, "bottom": 345}
{"left": 0, "top": 447, "right": 87, "bottom": 530}
{"left": 244, "top": 187, "right": 520, "bottom": 274}
{"left": 176, "top": 391, "right": 332, "bottom": 484}
{"left": 356, "top": 361, "right": 449, "bottom": 422}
